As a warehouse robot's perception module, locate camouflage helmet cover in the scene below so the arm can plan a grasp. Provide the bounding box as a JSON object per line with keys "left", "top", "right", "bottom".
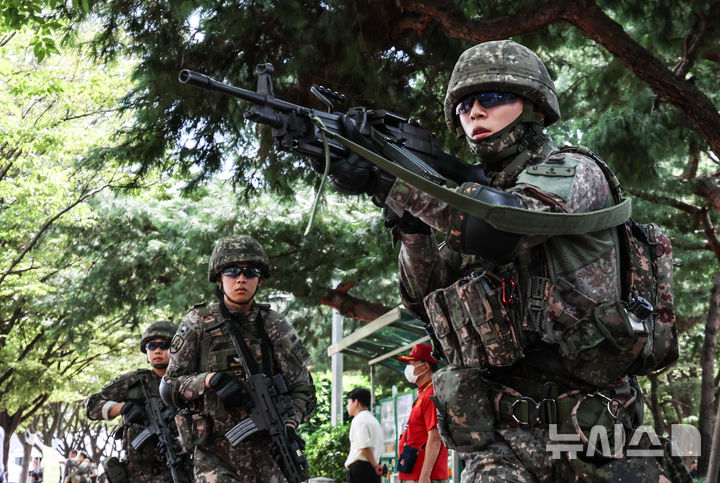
{"left": 208, "top": 235, "right": 271, "bottom": 282}
{"left": 444, "top": 40, "right": 560, "bottom": 134}
{"left": 140, "top": 320, "right": 177, "bottom": 353}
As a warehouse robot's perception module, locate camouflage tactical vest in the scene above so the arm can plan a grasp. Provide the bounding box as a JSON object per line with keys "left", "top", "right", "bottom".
{"left": 425, "top": 147, "right": 678, "bottom": 386}
{"left": 194, "top": 302, "right": 276, "bottom": 419}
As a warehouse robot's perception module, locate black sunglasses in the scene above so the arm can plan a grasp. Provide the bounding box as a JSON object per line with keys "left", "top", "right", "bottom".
{"left": 455, "top": 92, "right": 519, "bottom": 115}
{"left": 146, "top": 341, "right": 171, "bottom": 351}
{"left": 221, "top": 266, "right": 263, "bottom": 279}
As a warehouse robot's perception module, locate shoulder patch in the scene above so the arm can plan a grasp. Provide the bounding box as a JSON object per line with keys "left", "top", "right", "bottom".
{"left": 525, "top": 165, "right": 576, "bottom": 177}
{"left": 170, "top": 334, "right": 185, "bottom": 354}
{"left": 517, "top": 156, "right": 581, "bottom": 201}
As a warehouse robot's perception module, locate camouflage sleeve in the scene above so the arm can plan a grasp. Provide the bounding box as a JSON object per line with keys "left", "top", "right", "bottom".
{"left": 265, "top": 310, "right": 316, "bottom": 423}
{"left": 86, "top": 371, "right": 141, "bottom": 420}
{"left": 163, "top": 310, "right": 208, "bottom": 407}
{"left": 385, "top": 154, "right": 611, "bottom": 251}
{"left": 397, "top": 233, "right": 461, "bottom": 318}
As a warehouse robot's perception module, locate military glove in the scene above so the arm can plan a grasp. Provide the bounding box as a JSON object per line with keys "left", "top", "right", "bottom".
{"left": 120, "top": 400, "right": 146, "bottom": 425}
{"left": 209, "top": 372, "right": 248, "bottom": 408}
{"left": 285, "top": 425, "right": 306, "bottom": 451}
{"left": 382, "top": 206, "right": 431, "bottom": 235}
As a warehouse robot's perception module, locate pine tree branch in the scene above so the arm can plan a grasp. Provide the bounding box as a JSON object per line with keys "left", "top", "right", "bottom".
{"left": 396, "top": 0, "right": 720, "bottom": 157}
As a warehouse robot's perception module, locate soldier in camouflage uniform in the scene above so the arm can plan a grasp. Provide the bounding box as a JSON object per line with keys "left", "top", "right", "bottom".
{"left": 64, "top": 451, "right": 91, "bottom": 483}
{"left": 377, "top": 40, "right": 689, "bottom": 481}
{"left": 160, "top": 235, "right": 316, "bottom": 483}
{"left": 86, "top": 320, "right": 189, "bottom": 483}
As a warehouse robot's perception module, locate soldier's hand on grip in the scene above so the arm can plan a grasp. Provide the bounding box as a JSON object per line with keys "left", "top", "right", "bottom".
{"left": 120, "top": 400, "right": 146, "bottom": 425}
{"left": 382, "top": 206, "right": 431, "bottom": 234}
{"left": 209, "top": 372, "right": 249, "bottom": 408}
{"left": 285, "top": 424, "right": 306, "bottom": 450}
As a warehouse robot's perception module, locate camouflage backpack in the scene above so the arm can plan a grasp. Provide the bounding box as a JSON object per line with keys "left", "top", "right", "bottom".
{"left": 557, "top": 146, "right": 679, "bottom": 375}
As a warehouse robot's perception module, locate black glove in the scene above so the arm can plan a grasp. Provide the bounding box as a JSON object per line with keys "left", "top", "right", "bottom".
{"left": 120, "top": 400, "right": 146, "bottom": 425}
{"left": 382, "top": 206, "right": 431, "bottom": 234}
{"left": 209, "top": 372, "right": 248, "bottom": 409}
{"left": 286, "top": 424, "right": 306, "bottom": 451}
{"left": 322, "top": 115, "right": 396, "bottom": 205}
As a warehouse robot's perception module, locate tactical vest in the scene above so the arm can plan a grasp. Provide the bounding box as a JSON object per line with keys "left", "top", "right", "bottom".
{"left": 118, "top": 370, "right": 162, "bottom": 466}
{"left": 192, "top": 302, "right": 278, "bottom": 419}
{"left": 425, "top": 146, "right": 678, "bottom": 387}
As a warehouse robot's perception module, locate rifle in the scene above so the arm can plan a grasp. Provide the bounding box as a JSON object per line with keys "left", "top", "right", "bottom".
{"left": 178, "top": 64, "right": 489, "bottom": 188}
{"left": 220, "top": 316, "right": 309, "bottom": 483}
{"left": 131, "top": 378, "right": 190, "bottom": 483}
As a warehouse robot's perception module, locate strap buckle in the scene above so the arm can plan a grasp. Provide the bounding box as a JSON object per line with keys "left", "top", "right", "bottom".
{"left": 511, "top": 396, "right": 559, "bottom": 428}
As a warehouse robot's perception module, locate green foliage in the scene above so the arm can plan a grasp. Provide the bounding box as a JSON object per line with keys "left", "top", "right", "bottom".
{"left": 303, "top": 422, "right": 350, "bottom": 481}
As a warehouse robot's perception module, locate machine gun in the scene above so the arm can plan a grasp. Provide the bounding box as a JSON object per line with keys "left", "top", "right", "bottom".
{"left": 221, "top": 316, "right": 309, "bottom": 483}
{"left": 178, "top": 64, "right": 489, "bottom": 189}
{"left": 131, "top": 378, "right": 190, "bottom": 483}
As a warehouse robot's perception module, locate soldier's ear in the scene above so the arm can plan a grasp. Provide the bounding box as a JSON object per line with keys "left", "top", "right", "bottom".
{"left": 258, "top": 277, "right": 263, "bottom": 286}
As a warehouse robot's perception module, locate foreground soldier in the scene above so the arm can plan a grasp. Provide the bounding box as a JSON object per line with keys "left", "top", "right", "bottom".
{"left": 160, "top": 235, "right": 316, "bottom": 482}
{"left": 371, "top": 41, "right": 687, "bottom": 481}
{"left": 86, "top": 320, "right": 189, "bottom": 482}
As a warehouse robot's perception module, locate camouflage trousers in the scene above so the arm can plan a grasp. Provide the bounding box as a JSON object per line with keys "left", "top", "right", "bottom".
{"left": 458, "top": 426, "right": 688, "bottom": 482}
{"left": 127, "top": 461, "right": 175, "bottom": 483}
{"left": 193, "top": 432, "right": 285, "bottom": 483}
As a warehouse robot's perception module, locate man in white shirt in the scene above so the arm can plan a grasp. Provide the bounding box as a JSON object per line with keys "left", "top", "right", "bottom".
{"left": 345, "top": 387, "right": 384, "bottom": 483}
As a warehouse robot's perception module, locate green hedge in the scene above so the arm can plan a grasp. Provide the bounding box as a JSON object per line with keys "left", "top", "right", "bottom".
{"left": 303, "top": 421, "right": 350, "bottom": 481}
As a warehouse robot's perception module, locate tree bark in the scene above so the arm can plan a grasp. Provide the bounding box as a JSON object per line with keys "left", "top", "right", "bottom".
{"left": 699, "top": 272, "right": 720, "bottom": 475}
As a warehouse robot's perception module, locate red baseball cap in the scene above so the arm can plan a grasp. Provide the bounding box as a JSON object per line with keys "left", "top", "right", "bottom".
{"left": 397, "top": 344, "right": 438, "bottom": 364}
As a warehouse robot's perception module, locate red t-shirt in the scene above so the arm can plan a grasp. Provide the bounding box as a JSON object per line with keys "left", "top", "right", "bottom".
{"left": 398, "top": 382, "right": 449, "bottom": 480}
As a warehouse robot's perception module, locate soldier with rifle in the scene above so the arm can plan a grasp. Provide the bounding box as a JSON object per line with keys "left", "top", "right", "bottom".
{"left": 160, "top": 235, "right": 316, "bottom": 483}
{"left": 86, "top": 320, "right": 191, "bottom": 483}
{"left": 178, "top": 39, "right": 690, "bottom": 481}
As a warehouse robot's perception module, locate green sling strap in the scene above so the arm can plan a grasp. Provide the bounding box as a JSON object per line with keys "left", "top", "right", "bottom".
{"left": 312, "top": 118, "right": 631, "bottom": 236}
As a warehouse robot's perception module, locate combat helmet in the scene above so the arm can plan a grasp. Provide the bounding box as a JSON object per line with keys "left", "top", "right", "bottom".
{"left": 444, "top": 39, "right": 560, "bottom": 136}
{"left": 208, "top": 235, "right": 271, "bottom": 283}
{"left": 140, "top": 320, "right": 177, "bottom": 353}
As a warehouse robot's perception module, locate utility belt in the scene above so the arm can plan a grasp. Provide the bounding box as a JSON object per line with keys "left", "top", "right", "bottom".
{"left": 431, "top": 365, "right": 642, "bottom": 457}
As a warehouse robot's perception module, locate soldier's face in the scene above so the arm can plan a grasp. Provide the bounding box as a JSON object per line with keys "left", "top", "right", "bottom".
{"left": 221, "top": 263, "right": 262, "bottom": 308}
{"left": 146, "top": 337, "right": 170, "bottom": 367}
{"left": 459, "top": 95, "right": 524, "bottom": 140}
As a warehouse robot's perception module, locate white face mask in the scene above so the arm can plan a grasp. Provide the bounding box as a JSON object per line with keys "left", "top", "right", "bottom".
{"left": 404, "top": 364, "right": 421, "bottom": 384}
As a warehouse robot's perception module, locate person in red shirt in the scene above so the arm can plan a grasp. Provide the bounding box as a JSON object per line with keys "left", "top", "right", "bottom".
{"left": 397, "top": 344, "right": 449, "bottom": 483}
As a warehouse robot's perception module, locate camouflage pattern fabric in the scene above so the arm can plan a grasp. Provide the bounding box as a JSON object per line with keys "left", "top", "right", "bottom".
{"left": 208, "top": 235, "right": 271, "bottom": 281}
{"left": 385, "top": 130, "right": 685, "bottom": 479}
{"left": 444, "top": 40, "right": 561, "bottom": 134}
{"left": 65, "top": 459, "right": 92, "bottom": 483}
{"left": 164, "top": 302, "right": 315, "bottom": 481}
{"left": 86, "top": 370, "right": 186, "bottom": 482}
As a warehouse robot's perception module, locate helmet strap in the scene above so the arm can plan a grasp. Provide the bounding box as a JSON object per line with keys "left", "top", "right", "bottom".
{"left": 466, "top": 102, "right": 544, "bottom": 166}
{"left": 215, "top": 283, "right": 259, "bottom": 309}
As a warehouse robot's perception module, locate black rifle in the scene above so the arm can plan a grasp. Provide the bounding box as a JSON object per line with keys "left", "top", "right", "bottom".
{"left": 131, "top": 378, "right": 190, "bottom": 483}
{"left": 220, "top": 317, "right": 309, "bottom": 483}
{"left": 178, "top": 64, "right": 489, "bottom": 187}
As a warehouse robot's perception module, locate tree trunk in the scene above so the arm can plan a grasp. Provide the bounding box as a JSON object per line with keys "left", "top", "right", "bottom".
{"left": 699, "top": 272, "right": 720, "bottom": 476}
{"left": 708, "top": 396, "right": 720, "bottom": 483}
{"left": 647, "top": 372, "right": 665, "bottom": 436}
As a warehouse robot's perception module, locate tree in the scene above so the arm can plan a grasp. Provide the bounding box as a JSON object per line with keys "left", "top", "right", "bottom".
{"left": 0, "top": 24, "right": 139, "bottom": 470}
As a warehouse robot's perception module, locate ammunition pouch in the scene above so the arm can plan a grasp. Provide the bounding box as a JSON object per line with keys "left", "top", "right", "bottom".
{"left": 430, "top": 365, "right": 494, "bottom": 452}
{"left": 102, "top": 456, "right": 129, "bottom": 483}
{"left": 548, "top": 280, "right": 650, "bottom": 386}
{"left": 424, "top": 274, "right": 523, "bottom": 368}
